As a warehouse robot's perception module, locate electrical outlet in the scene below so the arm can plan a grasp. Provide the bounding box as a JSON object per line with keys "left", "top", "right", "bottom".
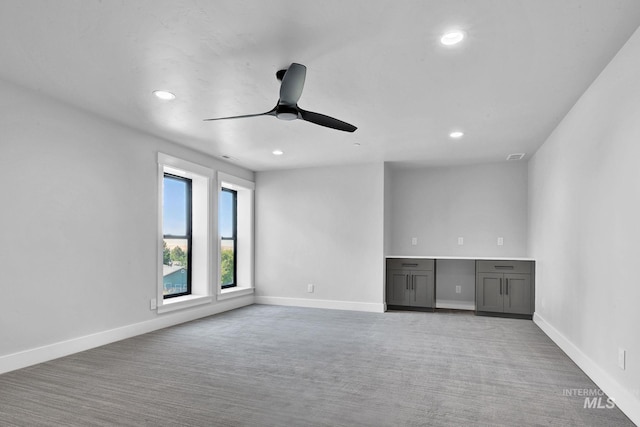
{"left": 497, "top": 237, "right": 504, "bottom": 246}
{"left": 455, "top": 285, "right": 461, "bottom": 294}
{"left": 618, "top": 348, "right": 626, "bottom": 370}
{"left": 411, "top": 237, "right": 418, "bottom": 246}
{"left": 457, "top": 237, "right": 464, "bottom": 245}
{"left": 307, "top": 284, "right": 314, "bottom": 293}
{"left": 150, "top": 298, "right": 157, "bottom": 310}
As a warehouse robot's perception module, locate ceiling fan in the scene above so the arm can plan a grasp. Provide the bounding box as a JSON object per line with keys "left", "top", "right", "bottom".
{"left": 204, "top": 63, "right": 357, "bottom": 133}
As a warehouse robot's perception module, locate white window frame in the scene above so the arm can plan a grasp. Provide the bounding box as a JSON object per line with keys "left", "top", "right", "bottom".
{"left": 217, "top": 171, "right": 255, "bottom": 300}
{"left": 157, "top": 153, "right": 215, "bottom": 313}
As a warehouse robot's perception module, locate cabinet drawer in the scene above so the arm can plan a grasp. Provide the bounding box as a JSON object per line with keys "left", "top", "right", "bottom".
{"left": 387, "top": 258, "right": 434, "bottom": 270}
{"left": 476, "top": 260, "right": 532, "bottom": 274}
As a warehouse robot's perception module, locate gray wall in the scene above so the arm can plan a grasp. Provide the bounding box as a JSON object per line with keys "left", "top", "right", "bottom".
{"left": 435, "top": 259, "right": 476, "bottom": 310}
{"left": 529, "top": 27, "right": 640, "bottom": 418}
{"left": 383, "top": 162, "right": 393, "bottom": 256}
{"left": 255, "top": 164, "right": 385, "bottom": 310}
{"left": 388, "top": 162, "right": 528, "bottom": 257}
{"left": 0, "top": 78, "right": 253, "bottom": 360}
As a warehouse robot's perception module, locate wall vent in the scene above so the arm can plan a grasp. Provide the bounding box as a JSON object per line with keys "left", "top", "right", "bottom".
{"left": 506, "top": 153, "right": 525, "bottom": 161}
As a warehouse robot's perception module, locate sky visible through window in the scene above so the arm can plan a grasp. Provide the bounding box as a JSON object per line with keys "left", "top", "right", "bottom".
{"left": 163, "top": 177, "right": 188, "bottom": 235}
{"left": 219, "top": 189, "right": 234, "bottom": 237}
{"left": 163, "top": 176, "right": 234, "bottom": 237}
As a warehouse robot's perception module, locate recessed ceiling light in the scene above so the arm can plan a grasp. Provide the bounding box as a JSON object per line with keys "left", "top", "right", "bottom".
{"left": 272, "top": 149, "right": 284, "bottom": 156}
{"left": 440, "top": 30, "right": 466, "bottom": 46}
{"left": 449, "top": 131, "right": 464, "bottom": 139}
{"left": 153, "top": 90, "right": 176, "bottom": 101}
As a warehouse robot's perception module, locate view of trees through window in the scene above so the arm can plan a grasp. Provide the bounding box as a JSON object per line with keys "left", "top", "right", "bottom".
{"left": 220, "top": 241, "right": 234, "bottom": 286}
{"left": 163, "top": 240, "right": 188, "bottom": 268}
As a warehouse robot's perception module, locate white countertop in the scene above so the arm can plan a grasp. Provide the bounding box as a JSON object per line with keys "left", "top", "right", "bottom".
{"left": 386, "top": 255, "right": 535, "bottom": 261}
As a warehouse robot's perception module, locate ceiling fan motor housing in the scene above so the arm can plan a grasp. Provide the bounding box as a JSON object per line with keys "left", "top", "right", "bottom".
{"left": 276, "top": 104, "right": 299, "bottom": 120}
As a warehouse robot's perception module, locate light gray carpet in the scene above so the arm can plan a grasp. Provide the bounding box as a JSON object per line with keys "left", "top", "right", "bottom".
{"left": 0, "top": 305, "right": 633, "bottom": 426}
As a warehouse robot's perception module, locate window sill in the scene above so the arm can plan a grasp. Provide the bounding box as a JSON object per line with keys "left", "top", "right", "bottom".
{"left": 218, "top": 286, "right": 254, "bottom": 301}
{"left": 157, "top": 294, "right": 213, "bottom": 314}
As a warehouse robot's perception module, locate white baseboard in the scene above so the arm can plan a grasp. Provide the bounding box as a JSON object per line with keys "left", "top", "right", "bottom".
{"left": 255, "top": 296, "right": 385, "bottom": 313}
{"left": 435, "top": 300, "right": 475, "bottom": 311}
{"left": 533, "top": 312, "right": 640, "bottom": 426}
{"left": 0, "top": 295, "right": 254, "bottom": 375}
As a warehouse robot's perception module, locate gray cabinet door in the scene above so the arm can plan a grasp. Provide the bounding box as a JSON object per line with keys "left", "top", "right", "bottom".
{"left": 476, "top": 273, "right": 504, "bottom": 312}
{"left": 387, "top": 269, "right": 409, "bottom": 305}
{"left": 410, "top": 270, "right": 433, "bottom": 308}
{"left": 504, "top": 274, "right": 531, "bottom": 314}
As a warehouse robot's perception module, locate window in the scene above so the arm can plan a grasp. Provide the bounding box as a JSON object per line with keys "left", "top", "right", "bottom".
{"left": 219, "top": 188, "right": 237, "bottom": 288}
{"left": 156, "top": 154, "right": 253, "bottom": 311}
{"left": 218, "top": 172, "right": 255, "bottom": 297}
{"left": 162, "top": 173, "right": 192, "bottom": 298}
{"left": 157, "top": 153, "right": 214, "bottom": 313}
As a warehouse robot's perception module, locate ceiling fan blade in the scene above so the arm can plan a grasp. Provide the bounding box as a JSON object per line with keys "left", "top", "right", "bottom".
{"left": 204, "top": 108, "right": 276, "bottom": 121}
{"left": 279, "top": 63, "right": 306, "bottom": 105}
{"left": 299, "top": 109, "right": 357, "bottom": 132}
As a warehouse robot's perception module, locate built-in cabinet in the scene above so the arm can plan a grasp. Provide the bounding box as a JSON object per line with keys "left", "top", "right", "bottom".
{"left": 386, "top": 258, "right": 434, "bottom": 309}
{"left": 475, "top": 260, "right": 534, "bottom": 315}
{"left": 385, "top": 257, "right": 535, "bottom": 318}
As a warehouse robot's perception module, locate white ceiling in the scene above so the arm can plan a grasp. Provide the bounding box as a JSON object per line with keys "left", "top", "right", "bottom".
{"left": 1, "top": 1, "right": 640, "bottom": 171}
